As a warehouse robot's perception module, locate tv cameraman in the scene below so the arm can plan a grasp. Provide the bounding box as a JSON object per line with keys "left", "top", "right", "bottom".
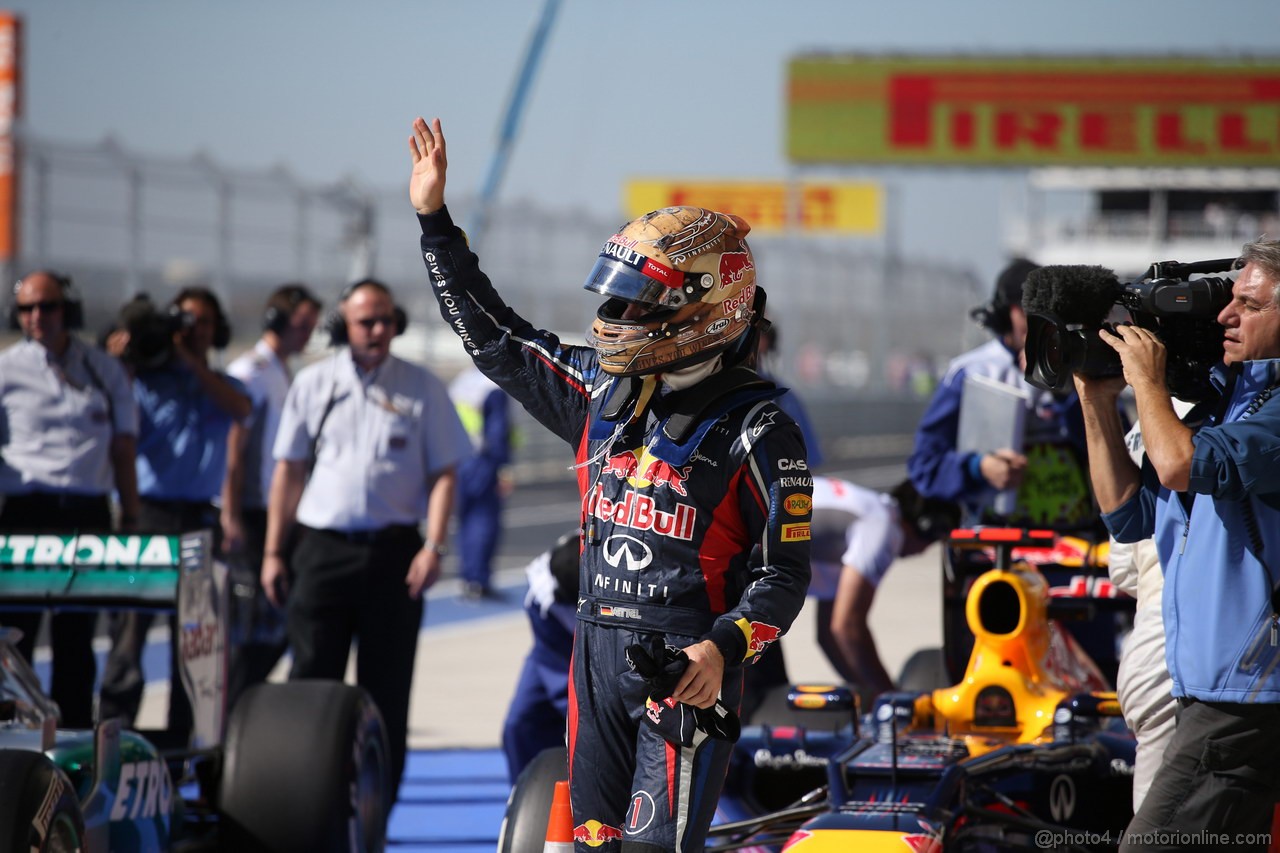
{"left": 1075, "top": 239, "right": 1280, "bottom": 849}
{"left": 101, "top": 287, "right": 250, "bottom": 742}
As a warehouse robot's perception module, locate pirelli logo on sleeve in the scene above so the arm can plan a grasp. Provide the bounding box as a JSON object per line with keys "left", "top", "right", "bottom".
{"left": 780, "top": 523, "right": 811, "bottom": 542}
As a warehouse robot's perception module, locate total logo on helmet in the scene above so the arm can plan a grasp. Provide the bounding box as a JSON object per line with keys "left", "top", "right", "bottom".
{"left": 735, "top": 618, "right": 782, "bottom": 657}
{"left": 600, "top": 448, "right": 691, "bottom": 496}
{"left": 573, "top": 819, "right": 625, "bottom": 847}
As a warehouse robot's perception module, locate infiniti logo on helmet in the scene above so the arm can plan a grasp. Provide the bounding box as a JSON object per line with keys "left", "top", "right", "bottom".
{"left": 603, "top": 535, "right": 653, "bottom": 571}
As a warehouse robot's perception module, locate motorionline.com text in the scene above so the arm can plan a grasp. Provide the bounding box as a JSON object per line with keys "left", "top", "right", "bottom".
{"left": 1035, "top": 829, "right": 1271, "bottom": 848}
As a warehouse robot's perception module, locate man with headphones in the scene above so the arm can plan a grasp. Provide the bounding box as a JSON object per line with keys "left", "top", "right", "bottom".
{"left": 0, "top": 270, "right": 141, "bottom": 728}
{"left": 262, "top": 278, "right": 468, "bottom": 799}
{"left": 100, "top": 286, "right": 251, "bottom": 741}
{"left": 220, "top": 283, "right": 321, "bottom": 712}
{"left": 907, "top": 258, "right": 1088, "bottom": 525}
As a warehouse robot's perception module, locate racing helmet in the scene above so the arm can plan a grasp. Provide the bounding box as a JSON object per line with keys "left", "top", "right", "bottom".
{"left": 583, "top": 207, "right": 760, "bottom": 376}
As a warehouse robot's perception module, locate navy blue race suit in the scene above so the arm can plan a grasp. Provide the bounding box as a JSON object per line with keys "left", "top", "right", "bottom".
{"left": 418, "top": 207, "right": 811, "bottom": 851}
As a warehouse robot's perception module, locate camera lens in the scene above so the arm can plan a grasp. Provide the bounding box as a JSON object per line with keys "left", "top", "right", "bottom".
{"left": 1038, "top": 323, "right": 1064, "bottom": 385}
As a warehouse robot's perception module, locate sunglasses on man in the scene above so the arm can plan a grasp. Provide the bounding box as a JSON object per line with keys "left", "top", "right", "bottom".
{"left": 15, "top": 300, "right": 64, "bottom": 314}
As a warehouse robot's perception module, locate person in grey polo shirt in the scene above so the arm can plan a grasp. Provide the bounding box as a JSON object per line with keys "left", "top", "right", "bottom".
{"left": 262, "top": 278, "right": 468, "bottom": 797}
{"left": 0, "top": 270, "right": 141, "bottom": 728}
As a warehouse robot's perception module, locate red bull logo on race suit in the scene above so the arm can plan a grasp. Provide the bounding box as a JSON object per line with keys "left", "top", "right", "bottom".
{"left": 735, "top": 618, "right": 783, "bottom": 658}
{"left": 573, "top": 819, "right": 625, "bottom": 847}
{"left": 585, "top": 485, "right": 697, "bottom": 541}
{"left": 601, "top": 449, "right": 691, "bottom": 496}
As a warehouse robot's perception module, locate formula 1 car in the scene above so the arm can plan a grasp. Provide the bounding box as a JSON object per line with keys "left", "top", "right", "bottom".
{"left": 0, "top": 530, "right": 390, "bottom": 852}
{"left": 500, "top": 527, "right": 1137, "bottom": 852}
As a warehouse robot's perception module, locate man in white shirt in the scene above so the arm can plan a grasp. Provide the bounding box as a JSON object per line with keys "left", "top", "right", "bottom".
{"left": 262, "top": 279, "right": 469, "bottom": 796}
{"left": 220, "top": 283, "right": 321, "bottom": 711}
{"left": 0, "top": 270, "right": 140, "bottom": 727}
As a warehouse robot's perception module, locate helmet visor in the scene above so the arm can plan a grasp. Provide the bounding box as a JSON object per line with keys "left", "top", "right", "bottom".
{"left": 582, "top": 252, "right": 686, "bottom": 310}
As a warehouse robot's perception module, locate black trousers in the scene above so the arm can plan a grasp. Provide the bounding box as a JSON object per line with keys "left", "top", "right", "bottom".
{"left": 0, "top": 491, "right": 112, "bottom": 729}
{"left": 1121, "top": 698, "right": 1280, "bottom": 852}
{"left": 99, "top": 499, "right": 216, "bottom": 741}
{"left": 286, "top": 525, "right": 424, "bottom": 794}
{"left": 224, "top": 507, "right": 288, "bottom": 715}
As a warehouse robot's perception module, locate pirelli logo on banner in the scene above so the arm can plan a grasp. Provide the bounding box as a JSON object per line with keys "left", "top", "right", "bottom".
{"left": 787, "top": 55, "right": 1280, "bottom": 167}
{"left": 625, "top": 180, "right": 882, "bottom": 235}
{"left": 780, "top": 523, "right": 811, "bottom": 543}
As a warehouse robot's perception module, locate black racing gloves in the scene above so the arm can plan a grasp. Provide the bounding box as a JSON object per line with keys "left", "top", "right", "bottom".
{"left": 625, "top": 634, "right": 740, "bottom": 745}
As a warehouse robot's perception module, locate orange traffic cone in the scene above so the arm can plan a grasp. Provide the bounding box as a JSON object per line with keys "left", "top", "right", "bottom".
{"left": 544, "top": 780, "right": 574, "bottom": 852}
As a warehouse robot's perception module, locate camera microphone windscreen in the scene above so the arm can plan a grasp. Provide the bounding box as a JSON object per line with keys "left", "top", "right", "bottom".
{"left": 1022, "top": 265, "right": 1122, "bottom": 327}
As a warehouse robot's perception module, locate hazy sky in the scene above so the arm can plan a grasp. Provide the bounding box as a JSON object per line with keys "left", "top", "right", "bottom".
{"left": 9, "top": 0, "right": 1279, "bottom": 280}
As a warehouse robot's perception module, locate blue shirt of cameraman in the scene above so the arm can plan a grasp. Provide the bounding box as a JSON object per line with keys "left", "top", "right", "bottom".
{"left": 134, "top": 364, "right": 245, "bottom": 502}
{"left": 1104, "top": 359, "right": 1280, "bottom": 703}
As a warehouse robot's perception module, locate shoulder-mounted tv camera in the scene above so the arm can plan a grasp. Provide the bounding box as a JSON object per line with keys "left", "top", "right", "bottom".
{"left": 1023, "top": 258, "right": 1236, "bottom": 402}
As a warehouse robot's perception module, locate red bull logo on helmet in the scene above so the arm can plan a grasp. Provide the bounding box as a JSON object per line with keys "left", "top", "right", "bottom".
{"left": 601, "top": 449, "right": 691, "bottom": 496}
{"left": 736, "top": 618, "right": 783, "bottom": 657}
{"left": 573, "top": 819, "right": 625, "bottom": 847}
{"left": 719, "top": 251, "right": 754, "bottom": 288}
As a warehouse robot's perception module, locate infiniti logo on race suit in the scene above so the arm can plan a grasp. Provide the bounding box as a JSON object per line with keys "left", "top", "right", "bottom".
{"left": 604, "top": 535, "right": 653, "bottom": 571}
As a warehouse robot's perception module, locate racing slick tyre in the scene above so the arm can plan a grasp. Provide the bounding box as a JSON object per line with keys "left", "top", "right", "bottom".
{"left": 0, "top": 750, "right": 86, "bottom": 853}
{"left": 497, "top": 745, "right": 567, "bottom": 853}
{"left": 897, "top": 647, "right": 950, "bottom": 692}
{"left": 218, "top": 680, "right": 391, "bottom": 853}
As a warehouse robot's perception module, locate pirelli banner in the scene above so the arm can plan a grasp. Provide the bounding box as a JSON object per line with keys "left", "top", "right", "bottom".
{"left": 787, "top": 55, "right": 1280, "bottom": 167}
{"left": 625, "top": 180, "right": 882, "bottom": 235}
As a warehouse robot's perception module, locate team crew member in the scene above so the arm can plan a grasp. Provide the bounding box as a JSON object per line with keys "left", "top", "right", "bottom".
{"left": 742, "top": 476, "right": 959, "bottom": 718}
{"left": 803, "top": 476, "right": 958, "bottom": 696}
{"left": 448, "top": 365, "right": 514, "bottom": 600}
{"left": 262, "top": 278, "right": 469, "bottom": 796}
{"left": 0, "top": 270, "right": 140, "bottom": 728}
{"left": 100, "top": 287, "right": 250, "bottom": 740}
{"left": 220, "top": 283, "right": 321, "bottom": 710}
{"left": 502, "top": 530, "right": 580, "bottom": 783}
{"left": 908, "top": 258, "right": 1089, "bottom": 527}
{"left": 410, "top": 117, "right": 811, "bottom": 853}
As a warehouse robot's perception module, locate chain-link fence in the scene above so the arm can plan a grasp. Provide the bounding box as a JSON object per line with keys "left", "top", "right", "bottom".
{"left": 13, "top": 134, "right": 989, "bottom": 398}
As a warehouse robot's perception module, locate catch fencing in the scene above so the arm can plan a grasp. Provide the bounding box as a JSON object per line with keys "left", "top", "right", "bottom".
{"left": 14, "top": 134, "right": 987, "bottom": 397}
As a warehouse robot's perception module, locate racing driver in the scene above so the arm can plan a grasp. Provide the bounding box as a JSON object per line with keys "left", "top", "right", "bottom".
{"left": 408, "top": 117, "right": 811, "bottom": 852}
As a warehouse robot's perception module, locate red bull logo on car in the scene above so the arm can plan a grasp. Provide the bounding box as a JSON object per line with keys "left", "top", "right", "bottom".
{"left": 585, "top": 485, "right": 697, "bottom": 541}
{"left": 573, "top": 819, "right": 625, "bottom": 847}
{"left": 736, "top": 618, "right": 783, "bottom": 657}
{"left": 601, "top": 449, "right": 691, "bottom": 496}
